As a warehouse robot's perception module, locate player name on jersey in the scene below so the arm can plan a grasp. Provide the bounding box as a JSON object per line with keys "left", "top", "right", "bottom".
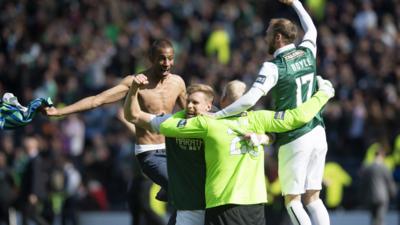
{"left": 290, "top": 58, "right": 313, "bottom": 72}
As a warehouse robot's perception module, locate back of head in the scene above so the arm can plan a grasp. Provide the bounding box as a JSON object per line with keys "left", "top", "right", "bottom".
{"left": 269, "top": 18, "right": 298, "bottom": 44}
{"left": 221, "top": 80, "right": 247, "bottom": 103}
{"left": 149, "top": 39, "right": 174, "bottom": 61}
{"left": 187, "top": 84, "right": 215, "bottom": 103}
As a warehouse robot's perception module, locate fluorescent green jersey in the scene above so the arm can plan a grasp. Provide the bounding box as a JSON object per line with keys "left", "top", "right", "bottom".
{"left": 160, "top": 91, "right": 329, "bottom": 208}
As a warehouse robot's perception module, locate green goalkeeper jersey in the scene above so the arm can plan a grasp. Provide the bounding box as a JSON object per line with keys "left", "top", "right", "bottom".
{"left": 160, "top": 91, "right": 330, "bottom": 208}
{"left": 165, "top": 112, "right": 206, "bottom": 210}
{"left": 271, "top": 46, "right": 323, "bottom": 145}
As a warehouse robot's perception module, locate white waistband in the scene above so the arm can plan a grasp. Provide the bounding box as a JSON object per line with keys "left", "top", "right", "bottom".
{"left": 134, "top": 143, "right": 166, "bottom": 155}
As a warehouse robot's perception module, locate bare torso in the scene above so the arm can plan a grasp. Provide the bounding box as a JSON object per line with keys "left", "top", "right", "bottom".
{"left": 135, "top": 72, "right": 186, "bottom": 145}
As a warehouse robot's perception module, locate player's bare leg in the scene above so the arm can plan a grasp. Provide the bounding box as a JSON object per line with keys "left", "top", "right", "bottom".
{"left": 304, "top": 190, "right": 330, "bottom": 225}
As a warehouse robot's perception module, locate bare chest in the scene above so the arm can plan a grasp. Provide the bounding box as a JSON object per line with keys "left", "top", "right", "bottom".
{"left": 138, "top": 83, "right": 180, "bottom": 114}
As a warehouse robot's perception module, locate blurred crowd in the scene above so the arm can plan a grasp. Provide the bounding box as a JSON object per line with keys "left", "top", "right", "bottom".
{"left": 0, "top": 0, "right": 400, "bottom": 224}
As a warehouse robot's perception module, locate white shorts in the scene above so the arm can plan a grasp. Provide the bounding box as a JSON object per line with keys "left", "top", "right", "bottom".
{"left": 176, "top": 210, "right": 205, "bottom": 225}
{"left": 278, "top": 125, "right": 327, "bottom": 195}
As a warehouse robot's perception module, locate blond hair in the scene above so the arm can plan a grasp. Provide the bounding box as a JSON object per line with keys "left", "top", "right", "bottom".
{"left": 269, "top": 18, "right": 298, "bottom": 44}
{"left": 187, "top": 84, "right": 215, "bottom": 103}
{"left": 221, "top": 80, "right": 247, "bottom": 102}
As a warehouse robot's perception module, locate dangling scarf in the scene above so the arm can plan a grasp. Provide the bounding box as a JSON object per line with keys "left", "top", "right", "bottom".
{"left": 0, "top": 93, "right": 53, "bottom": 130}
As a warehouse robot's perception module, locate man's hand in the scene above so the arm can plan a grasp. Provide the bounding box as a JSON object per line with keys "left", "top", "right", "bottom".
{"left": 317, "top": 76, "right": 335, "bottom": 98}
{"left": 279, "top": 0, "right": 295, "bottom": 6}
{"left": 131, "top": 74, "right": 149, "bottom": 87}
{"left": 45, "top": 106, "right": 60, "bottom": 116}
{"left": 243, "top": 133, "right": 273, "bottom": 147}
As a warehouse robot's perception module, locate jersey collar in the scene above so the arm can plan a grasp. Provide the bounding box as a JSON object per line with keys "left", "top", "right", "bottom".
{"left": 273, "top": 43, "right": 296, "bottom": 58}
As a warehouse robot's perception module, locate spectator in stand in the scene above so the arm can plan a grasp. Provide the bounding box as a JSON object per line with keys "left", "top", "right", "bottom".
{"left": 19, "top": 136, "right": 54, "bottom": 225}
{"left": 0, "top": 151, "right": 17, "bottom": 225}
{"left": 359, "top": 148, "right": 397, "bottom": 225}
{"left": 61, "top": 157, "right": 81, "bottom": 225}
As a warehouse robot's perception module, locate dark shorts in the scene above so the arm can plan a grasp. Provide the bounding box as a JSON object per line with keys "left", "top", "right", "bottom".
{"left": 136, "top": 149, "right": 168, "bottom": 201}
{"left": 205, "top": 204, "right": 265, "bottom": 225}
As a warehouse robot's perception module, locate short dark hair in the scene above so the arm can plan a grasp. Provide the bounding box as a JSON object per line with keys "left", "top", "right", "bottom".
{"left": 149, "top": 39, "right": 174, "bottom": 60}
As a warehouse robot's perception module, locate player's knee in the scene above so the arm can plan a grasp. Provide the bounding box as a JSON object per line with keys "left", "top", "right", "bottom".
{"left": 303, "top": 190, "right": 320, "bottom": 205}
{"left": 284, "top": 194, "right": 301, "bottom": 206}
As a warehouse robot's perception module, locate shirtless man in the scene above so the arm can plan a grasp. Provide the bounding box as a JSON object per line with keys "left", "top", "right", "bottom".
{"left": 46, "top": 39, "right": 186, "bottom": 201}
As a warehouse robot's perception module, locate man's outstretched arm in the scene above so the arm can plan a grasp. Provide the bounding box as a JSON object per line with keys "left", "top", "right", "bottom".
{"left": 257, "top": 76, "right": 334, "bottom": 132}
{"left": 159, "top": 115, "right": 208, "bottom": 139}
{"left": 212, "top": 64, "right": 279, "bottom": 119}
{"left": 46, "top": 76, "right": 133, "bottom": 116}
{"left": 214, "top": 87, "right": 265, "bottom": 118}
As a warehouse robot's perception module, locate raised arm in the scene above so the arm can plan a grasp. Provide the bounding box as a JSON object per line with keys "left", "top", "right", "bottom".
{"left": 280, "top": 0, "right": 317, "bottom": 56}
{"left": 116, "top": 108, "right": 136, "bottom": 136}
{"left": 46, "top": 76, "right": 133, "bottom": 116}
{"left": 123, "top": 75, "right": 155, "bottom": 131}
{"left": 257, "top": 76, "right": 334, "bottom": 132}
